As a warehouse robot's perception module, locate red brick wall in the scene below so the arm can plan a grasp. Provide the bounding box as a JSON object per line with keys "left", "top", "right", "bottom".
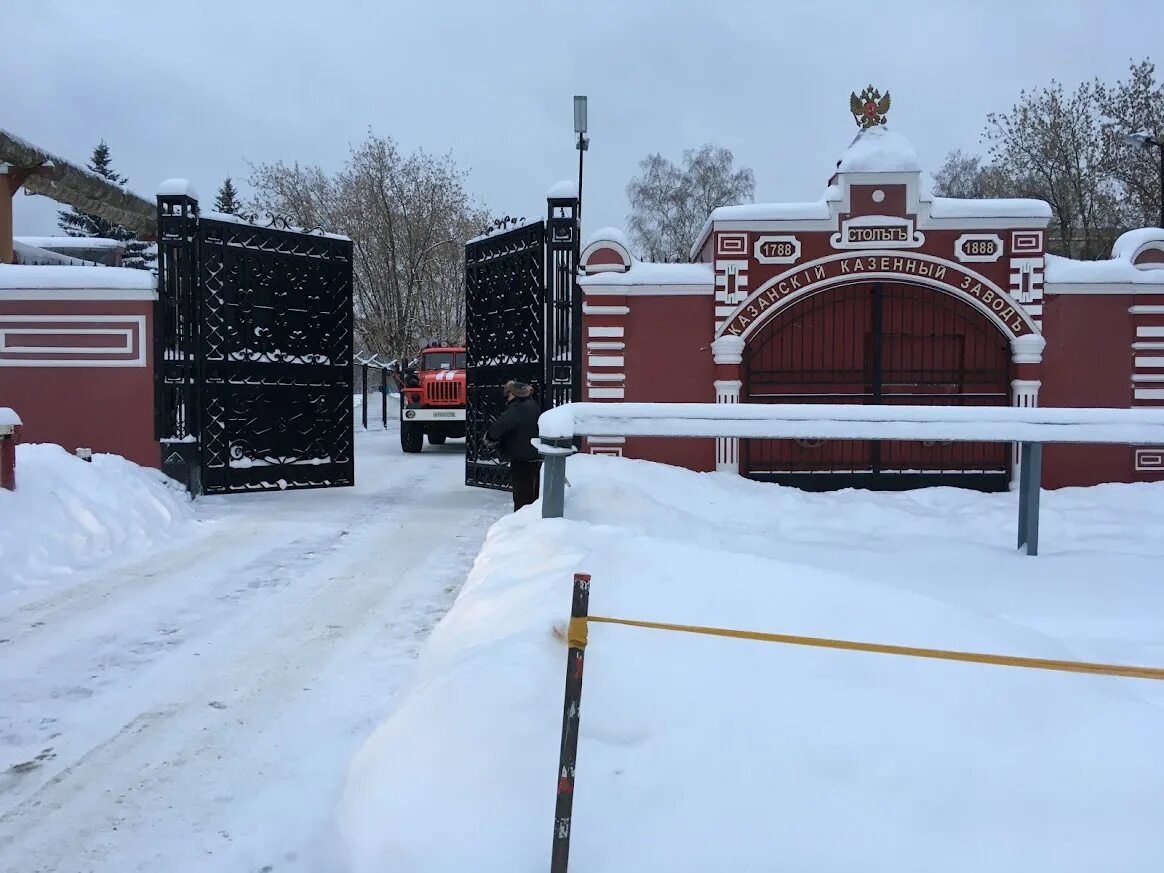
{"left": 0, "top": 296, "right": 158, "bottom": 468}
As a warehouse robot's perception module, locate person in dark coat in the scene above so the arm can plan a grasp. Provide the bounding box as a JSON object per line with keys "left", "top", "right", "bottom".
{"left": 485, "top": 380, "right": 542, "bottom": 511}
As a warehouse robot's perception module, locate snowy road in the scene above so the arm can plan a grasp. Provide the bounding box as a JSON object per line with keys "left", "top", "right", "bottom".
{"left": 0, "top": 423, "right": 509, "bottom": 873}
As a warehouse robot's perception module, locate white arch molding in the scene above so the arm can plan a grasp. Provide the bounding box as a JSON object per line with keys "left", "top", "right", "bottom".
{"left": 717, "top": 251, "right": 1041, "bottom": 348}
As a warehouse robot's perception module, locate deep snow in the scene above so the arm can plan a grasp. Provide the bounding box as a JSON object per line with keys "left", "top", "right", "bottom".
{"left": 0, "top": 444, "right": 195, "bottom": 602}
{"left": 340, "top": 454, "right": 1164, "bottom": 873}
{"left": 0, "top": 412, "right": 509, "bottom": 873}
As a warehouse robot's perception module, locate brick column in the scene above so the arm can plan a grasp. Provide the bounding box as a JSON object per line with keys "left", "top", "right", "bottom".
{"left": 711, "top": 335, "right": 745, "bottom": 473}
{"left": 0, "top": 415, "right": 20, "bottom": 491}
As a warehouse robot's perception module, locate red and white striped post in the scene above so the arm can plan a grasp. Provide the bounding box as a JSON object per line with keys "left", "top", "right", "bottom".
{"left": 0, "top": 407, "right": 22, "bottom": 491}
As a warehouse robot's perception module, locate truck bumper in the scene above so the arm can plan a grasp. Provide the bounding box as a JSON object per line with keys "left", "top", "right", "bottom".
{"left": 402, "top": 408, "right": 466, "bottom": 422}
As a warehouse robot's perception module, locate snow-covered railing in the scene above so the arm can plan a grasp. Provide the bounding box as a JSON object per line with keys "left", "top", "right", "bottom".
{"left": 539, "top": 403, "right": 1164, "bottom": 444}
{"left": 536, "top": 403, "right": 1164, "bottom": 555}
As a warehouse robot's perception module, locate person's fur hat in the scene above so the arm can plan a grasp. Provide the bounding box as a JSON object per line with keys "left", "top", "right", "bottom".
{"left": 503, "top": 380, "right": 533, "bottom": 399}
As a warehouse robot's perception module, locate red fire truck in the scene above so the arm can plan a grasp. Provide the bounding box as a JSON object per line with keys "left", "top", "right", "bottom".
{"left": 395, "top": 345, "right": 466, "bottom": 453}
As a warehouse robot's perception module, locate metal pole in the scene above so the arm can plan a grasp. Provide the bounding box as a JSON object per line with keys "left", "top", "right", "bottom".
{"left": 361, "top": 363, "right": 369, "bottom": 430}
{"left": 576, "top": 135, "right": 584, "bottom": 228}
{"left": 541, "top": 438, "right": 571, "bottom": 519}
{"left": 1016, "top": 441, "right": 1043, "bottom": 556}
{"left": 381, "top": 368, "right": 388, "bottom": 430}
{"left": 550, "top": 572, "right": 591, "bottom": 873}
{"left": 1158, "top": 142, "right": 1163, "bottom": 230}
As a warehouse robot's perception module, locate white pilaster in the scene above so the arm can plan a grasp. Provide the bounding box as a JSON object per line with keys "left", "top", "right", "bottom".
{"left": 713, "top": 379, "right": 742, "bottom": 473}
{"left": 1010, "top": 379, "right": 1042, "bottom": 488}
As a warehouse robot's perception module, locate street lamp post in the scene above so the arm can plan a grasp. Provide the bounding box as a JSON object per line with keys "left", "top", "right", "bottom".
{"left": 574, "top": 96, "right": 588, "bottom": 224}
{"left": 1125, "top": 131, "right": 1164, "bottom": 229}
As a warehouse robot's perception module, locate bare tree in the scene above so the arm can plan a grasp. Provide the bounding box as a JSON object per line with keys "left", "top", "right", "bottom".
{"left": 1097, "top": 59, "right": 1164, "bottom": 231}
{"left": 626, "top": 144, "right": 754, "bottom": 262}
{"left": 249, "top": 133, "right": 486, "bottom": 363}
{"left": 933, "top": 60, "right": 1164, "bottom": 260}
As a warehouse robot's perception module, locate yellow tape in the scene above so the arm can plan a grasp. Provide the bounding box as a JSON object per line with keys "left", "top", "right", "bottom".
{"left": 584, "top": 616, "right": 1164, "bottom": 681}
{"left": 567, "top": 616, "right": 589, "bottom": 649}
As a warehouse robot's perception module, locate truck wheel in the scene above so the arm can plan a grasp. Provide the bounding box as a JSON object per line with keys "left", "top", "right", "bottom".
{"left": 428, "top": 433, "right": 447, "bottom": 446}
{"left": 400, "top": 421, "right": 424, "bottom": 453}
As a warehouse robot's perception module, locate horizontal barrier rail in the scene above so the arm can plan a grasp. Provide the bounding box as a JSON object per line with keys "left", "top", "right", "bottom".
{"left": 538, "top": 401, "right": 1164, "bottom": 445}
{"left": 571, "top": 615, "right": 1164, "bottom": 681}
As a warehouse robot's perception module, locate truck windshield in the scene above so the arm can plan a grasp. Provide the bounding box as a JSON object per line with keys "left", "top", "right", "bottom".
{"left": 422, "top": 352, "right": 466, "bottom": 370}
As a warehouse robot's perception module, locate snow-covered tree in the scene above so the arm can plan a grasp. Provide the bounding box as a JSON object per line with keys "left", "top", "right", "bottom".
{"left": 215, "top": 177, "right": 244, "bottom": 215}
{"left": 626, "top": 144, "right": 754, "bottom": 262}
{"left": 57, "top": 140, "right": 156, "bottom": 270}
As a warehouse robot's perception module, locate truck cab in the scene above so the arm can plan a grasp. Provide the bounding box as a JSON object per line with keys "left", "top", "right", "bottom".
{"left": 398, "top": 346, "right": 467, "bottom": 452}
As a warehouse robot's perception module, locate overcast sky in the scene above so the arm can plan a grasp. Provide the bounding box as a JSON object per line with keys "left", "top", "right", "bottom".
{"left": 4, "top": 0, "right": 1162, "bottom": 240}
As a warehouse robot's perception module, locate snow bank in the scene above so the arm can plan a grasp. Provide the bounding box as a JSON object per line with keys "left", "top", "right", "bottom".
{"left": 339, "top": 455, "right": 1164, "bottom": 873}
{"left": 837, "top": 126, "right": 920, "bottom": 173}
{"left": 538, "top": 401, "right": 1164, "bottom": 444}
{"left": 0, "top": 444, "right": 195, "bottom": 596}
{"left": 0, "top": 264, "right": 156, "bottom": 290}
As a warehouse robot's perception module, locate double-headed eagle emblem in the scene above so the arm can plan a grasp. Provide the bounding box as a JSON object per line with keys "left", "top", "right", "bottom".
{"left": 851, "top": 85, "right": 891, "bottom": 129}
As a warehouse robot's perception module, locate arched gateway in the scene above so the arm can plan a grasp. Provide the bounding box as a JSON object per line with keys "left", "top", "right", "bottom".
{"left": 742, "top": 279, "right": 1013, "bottom": 490}
{"left": 575, "top": 97, "right": 1164, "bottom": 491}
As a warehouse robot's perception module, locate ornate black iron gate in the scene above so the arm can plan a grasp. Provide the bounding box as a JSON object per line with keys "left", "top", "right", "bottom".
{"left": 155, "top": 192, "right": 355, "bottom": 495}
{"left": 743, "top": 281, "right": 1012, "bottom": 491}
{"left": 464, "top": 193, "right": 580, "bottom": 490}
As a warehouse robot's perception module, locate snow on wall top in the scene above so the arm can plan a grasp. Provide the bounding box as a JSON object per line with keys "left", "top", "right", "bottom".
{"left": 547, "top": 179, "right": 578, "bottom": 199}
{"left": 0, "top": 407, "right": 22, "bottom": 427}
{"left": 836, "top": 126, "right": 920, "bottom": 174}
{"left": 157, "top": 178, "right": 198, "bottom": 199}
{"left": 583, "top": 226, "right": 633, "bottom": 250}
{"left": 1112, "top": 227, "right": 1164, "bottom": 261}
{"left": 14, "top": 236, "right": 123, "bottom": 250}
{"left": 0, "top": 264, "right": 156, "bottom": 290}
{"left": 1044, "top": 254, "right": 1164, "bottom": 286}
{"left": 579, "top": 260, "right": 714, "bottom": 287}
{"left": 929, "top": 197, "right": 1052, "bottom": 219}
{"left": 12, "top": 241, "right": 101, "bottom": 267}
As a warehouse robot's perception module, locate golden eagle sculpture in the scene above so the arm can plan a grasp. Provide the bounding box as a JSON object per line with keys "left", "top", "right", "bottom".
{"left": 851, "top": 86, "right": 891, "bottom": 129}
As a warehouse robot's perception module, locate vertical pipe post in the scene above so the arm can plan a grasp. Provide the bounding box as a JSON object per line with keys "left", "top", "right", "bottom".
{"left": 540, "top": 438, "right": 572, "bottom": 519}
{"left": 361, "top": 363, "right": 369, "bottom": 430}
{"left": 1017, "top": 441, "right": 1043, "bottom": 555}
{"left": 550, "top": 572, "right": 591, "bottom": 873}
{"left": 381, "top": 368, "right": 388, "bottom": 430}
{"left": 1017, "top": 441, "right": 1031, "bottom": 551}
{"left": 1024, "top": 442, "right": 1043, "bottom": 556}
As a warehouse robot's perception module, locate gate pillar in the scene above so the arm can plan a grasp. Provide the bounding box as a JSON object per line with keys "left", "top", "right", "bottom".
{"left": 711, "top": 335, "right": 745, "bottom": 473}
{"left": 1009, "top": 334, "right": 1046, "bottom": 488}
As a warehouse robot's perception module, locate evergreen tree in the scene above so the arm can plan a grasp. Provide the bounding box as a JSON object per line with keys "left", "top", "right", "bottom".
{"left": 215, "top": 177, "right": 243, "bottom": 215}
{"left": 57, "top": 140, "right": 156, "bottom": 270}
